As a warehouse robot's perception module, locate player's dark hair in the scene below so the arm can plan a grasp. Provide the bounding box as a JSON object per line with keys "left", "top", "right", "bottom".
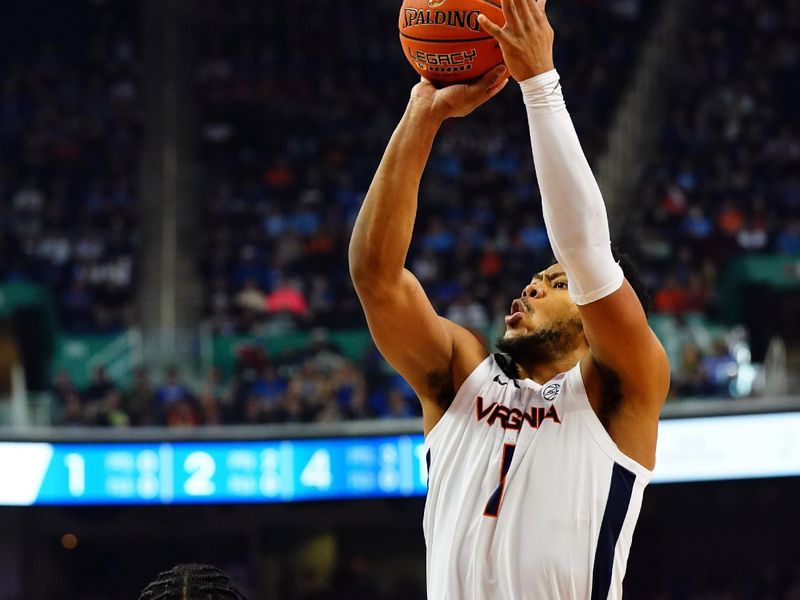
{"left": 610, "top": 244, "right": 652, "bottom": 316}
{"left": 549, "top": 245, "right": 651, "bottom": 316}
{"left": 138, "top": 563, "right": 247, "bottom": 600}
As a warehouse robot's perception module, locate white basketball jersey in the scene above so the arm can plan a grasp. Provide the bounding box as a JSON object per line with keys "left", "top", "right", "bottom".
{"left": 423, "top": 354, "right": 653, "bottom": 600}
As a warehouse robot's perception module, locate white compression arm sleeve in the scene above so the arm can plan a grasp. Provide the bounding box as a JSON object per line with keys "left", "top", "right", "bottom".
{"left": 520, "top": 69, "right": 624, "bottom": 305}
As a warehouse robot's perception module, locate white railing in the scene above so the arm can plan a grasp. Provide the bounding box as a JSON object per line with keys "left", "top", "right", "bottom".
{"left": 2, "top": 394, "right": 800, "bottom": 442}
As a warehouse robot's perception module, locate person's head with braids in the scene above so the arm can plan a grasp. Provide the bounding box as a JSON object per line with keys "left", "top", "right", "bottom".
{"left": 138, "top": 563, "right": 247, "bottom": 600}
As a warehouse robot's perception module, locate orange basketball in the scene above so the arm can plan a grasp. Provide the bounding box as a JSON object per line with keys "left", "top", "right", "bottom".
{"left": 399, "top": 0, "right": 505, "bottom": 85}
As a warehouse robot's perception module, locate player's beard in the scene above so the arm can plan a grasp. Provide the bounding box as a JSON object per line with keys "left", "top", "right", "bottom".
{"left": 495, "top": 316, "right": 584, "bottom": 369}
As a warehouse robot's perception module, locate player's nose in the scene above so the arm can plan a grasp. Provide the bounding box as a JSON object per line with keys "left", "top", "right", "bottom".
{"left": 521, "top": 283, "right": 543, "bottom": 299}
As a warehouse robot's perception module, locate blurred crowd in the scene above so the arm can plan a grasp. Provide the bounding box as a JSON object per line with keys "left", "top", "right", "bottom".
{"left": 192, "top": 0, "right": 799, "bottom": 403}
{"left": 4, "top": 0, "right": 796, "bottom": 412}
{"left": 625, "top": 0, "right": 800, "bottom": 318}
{"left": 623, "top": 0, "right": 800, "bottom": 398}
{"left": 54, "top": 333, "right": 420, "bottom": 427}
{"left": 0, "top": 0, "right": 141, "bottom": 333}
{"left": 195, "top": 0, "right": 653, "bottom": 336}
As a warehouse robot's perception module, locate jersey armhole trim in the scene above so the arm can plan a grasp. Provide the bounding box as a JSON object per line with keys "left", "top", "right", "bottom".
{"left": 569, "top": 366, "right": 654, "bottom": 483}
{"left": 425, "top": 354, "right": 495, "bottom": 450}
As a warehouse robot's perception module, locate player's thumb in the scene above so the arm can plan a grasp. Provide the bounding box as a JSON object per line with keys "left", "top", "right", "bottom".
{"left": 483, "top": 65, "right": 509, "bottom": 91}
{"left": 487, "top": 75, "right": 509, "bottom": 97}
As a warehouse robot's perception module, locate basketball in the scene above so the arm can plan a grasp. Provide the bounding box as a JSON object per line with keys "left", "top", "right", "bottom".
{"left": 399, "top": 0, "right": 505, "bottom": 85}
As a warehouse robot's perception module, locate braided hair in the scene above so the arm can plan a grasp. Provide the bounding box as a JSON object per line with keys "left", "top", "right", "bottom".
{"left": 138, "top": 563, "right": 247, "bottom": 600}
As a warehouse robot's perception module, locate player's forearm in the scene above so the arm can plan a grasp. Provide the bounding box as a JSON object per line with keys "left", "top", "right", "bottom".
{"left": 522, "top": 70, "right": 623, "bottom": 305}
{"left": 349, "top": 101, "right": 441, "bottom": 287}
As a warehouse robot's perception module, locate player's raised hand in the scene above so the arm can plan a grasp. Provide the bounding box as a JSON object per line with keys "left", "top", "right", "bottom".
{"left": 478, "top": 0, "right": 555, "bottom": 82}
{"left": 409, "top": 65, "right": 509, "bottom": 122}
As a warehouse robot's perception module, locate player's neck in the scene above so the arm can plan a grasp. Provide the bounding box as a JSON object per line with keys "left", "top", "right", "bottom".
{"left": 515, "top": 347, "right": 586, "bottom": 385}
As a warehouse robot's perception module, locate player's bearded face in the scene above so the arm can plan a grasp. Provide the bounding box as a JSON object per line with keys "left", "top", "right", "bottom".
{"left": 496, "top": 265, "right": 585, "bottom": 365}
{"left": 496, "top": 316, "right": 584, "bottom": 366}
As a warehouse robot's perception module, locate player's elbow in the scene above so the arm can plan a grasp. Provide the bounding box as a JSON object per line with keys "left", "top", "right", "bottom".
{"left": 349, "top": 250, "right": 383, "bottom": 299}
{"left": 348, "top": 244, "right": 373, "bottom": 287}
{"left": 349, "top": 255, "right": 402, "bottom": 305}
{"left": 349, "top": 243, "right": 394, "bottom": 290}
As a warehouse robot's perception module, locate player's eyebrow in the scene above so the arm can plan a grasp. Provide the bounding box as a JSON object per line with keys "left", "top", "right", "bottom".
{"left": 531, "top": 271, "right": 567, "bottom": 284}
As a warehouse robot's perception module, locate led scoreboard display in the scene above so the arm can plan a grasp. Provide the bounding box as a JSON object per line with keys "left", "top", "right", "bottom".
{"left": 2, "top": 412, "right": 800, "bottom": 505}
{"left": 0, "top": 436, "right": 428, "bottom": 506}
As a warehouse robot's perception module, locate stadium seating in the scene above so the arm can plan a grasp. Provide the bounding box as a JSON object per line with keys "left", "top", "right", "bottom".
{"left": 194, "top": 0, "right": 658, "bottom": 336}
{"left": 0, "top": 1, "right": 141, "bottom": 334}
{"left": 7, "top": 0, "right": 798, "bottom": 426}
{"left": 621, "top": 0, "right": 800, "bottom": 394}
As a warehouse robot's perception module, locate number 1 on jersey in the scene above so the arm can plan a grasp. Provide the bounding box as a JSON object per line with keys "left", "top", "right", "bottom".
{"left": 483, "top": 443, "right": 516, "bottom": 518}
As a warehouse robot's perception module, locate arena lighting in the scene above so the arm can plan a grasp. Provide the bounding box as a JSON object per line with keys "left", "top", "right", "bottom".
{"left": 0, "top": 412, "right": 799, "bottom": 506}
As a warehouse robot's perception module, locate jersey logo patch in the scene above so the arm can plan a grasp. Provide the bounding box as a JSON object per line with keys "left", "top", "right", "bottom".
{"left": 542, "top": 383, "right": 561, "bottom": 402}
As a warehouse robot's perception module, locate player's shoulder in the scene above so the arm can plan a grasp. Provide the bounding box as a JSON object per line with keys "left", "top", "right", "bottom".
{"left": 438, "top": 316, "right": 490, "bottom": 386}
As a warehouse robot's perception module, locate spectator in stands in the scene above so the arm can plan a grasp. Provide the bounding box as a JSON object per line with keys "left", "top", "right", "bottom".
{"left": 165, "top": 397, "right": 203, "bottom": 428}
{"left": 702, "top": 340, "right": 738, "bottom": 397}
{"left": 273, "top": 387, "right": 310, "bottom": 423}
{"left": 672, "top": 342, "right": 710, "bottom": 398}
{"left": 265, "top": 278, "right": 308, "bottom": 318}
{"left": 60, "top": 389, "right": 86, "bottom": 426}
{"left": 52, "top": 369, "right": 78, "bottom": 407}
{"left": 332, "top": 361, "right": 369, "bottom": 420}
{"left": 198, "top": 367, "right": 227, "bottom": 425}
{"left": 95, "top": 389, "right": 130, "bottom": 427}
{"left": 248, "top": 364, "right": 287, "bottom": 409}
{"left": 382, "top": 388, "right": 416, "bottom": 419}
{"left": 127, "top": 367, "right": 156, "bottom": 426}
{"left": 155, "top": 366, "right": 193, "bottom": 406}
{"left": 776, "top": 219, "right": 800, "bottom": 255}
{"left": 85, "top": 366, "right": 116, "bottom": 404}
{"left": 155, "top": 366, "right": 199, "bottom": 426}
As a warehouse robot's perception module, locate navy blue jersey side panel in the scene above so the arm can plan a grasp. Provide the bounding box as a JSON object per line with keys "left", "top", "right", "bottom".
{"left": 591, "top": 463, "right": 636, "bottom": 600}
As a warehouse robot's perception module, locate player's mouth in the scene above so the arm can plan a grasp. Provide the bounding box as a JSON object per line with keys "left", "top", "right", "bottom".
{"left": 505, "top": 299, "right": 532, "bottom": 326}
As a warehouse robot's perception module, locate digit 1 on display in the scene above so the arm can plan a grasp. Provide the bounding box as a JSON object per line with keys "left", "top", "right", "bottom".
{"left": 64, "top": 453, "right": 86, "bottom": 497}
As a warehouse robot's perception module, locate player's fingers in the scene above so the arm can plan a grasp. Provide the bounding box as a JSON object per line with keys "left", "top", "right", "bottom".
{"left": 532, "top": 0, "right": 547, "bottom": 20}
{"left": 477, "top": 14, "right": 507, "bottom": 40}
{"left": 513, "top": 0, "right": 535, "bottom": 25}
{"left": 501, "top": 0, "right": 522, "bottom": 29}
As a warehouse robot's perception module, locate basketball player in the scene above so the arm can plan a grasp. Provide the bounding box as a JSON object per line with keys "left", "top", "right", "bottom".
{"left": 349, "top": 0, "right": 669, "bottom": 597}
{"left": 138, "top": 563, "right": 247, "bottom": 600}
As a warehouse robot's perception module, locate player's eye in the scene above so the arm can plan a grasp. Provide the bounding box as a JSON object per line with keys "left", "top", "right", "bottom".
{"left": 553, "top": 281, "right": 568, "bottom": 289}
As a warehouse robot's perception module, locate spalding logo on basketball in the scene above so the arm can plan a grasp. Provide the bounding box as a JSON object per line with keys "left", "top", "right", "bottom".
{"left": 398, "top": 0, "right": 505, "bottom": 84}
